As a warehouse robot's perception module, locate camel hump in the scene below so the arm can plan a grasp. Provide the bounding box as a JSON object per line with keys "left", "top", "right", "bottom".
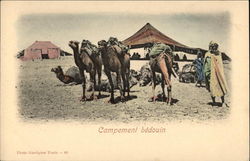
{"left": 111, "top": 45, "right": 127, "bottom": 60}
{"left": 65, "top": 66, "right": 80, "bottom": 78}
{"left": 111, "top": 45, "right": 122, "bottom": 54}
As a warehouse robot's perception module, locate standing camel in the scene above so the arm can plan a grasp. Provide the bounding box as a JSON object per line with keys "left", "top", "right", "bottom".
{"left": 97, "top": 40, "right": 126, "bottom": 103}
{"left": 107, "top": 37, "right": 131, "bottom": 97}
{"left": 80, "top": 40, "right": 102, "bottom": 97}
{"left": 68, "top": 40, "right": 96, "bottom": 101}
{"left": 149, "top": 44, "right": 176, "bottom": 105}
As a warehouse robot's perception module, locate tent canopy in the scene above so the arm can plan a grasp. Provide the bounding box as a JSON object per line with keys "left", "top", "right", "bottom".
{"left": 122, "top": 23, "right": 188, "bottom": 49}
{"left": 122, "top": 23, "right": 231, "bottom": 61}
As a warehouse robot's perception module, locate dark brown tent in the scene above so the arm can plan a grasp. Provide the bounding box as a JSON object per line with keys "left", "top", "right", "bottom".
{"left": 123, "top": 23, "right": 187, "bottom": 48}
{"left": 122, "top": 23, "right": 231, "bottom": 61}
{"left": 122, "top": 23, "right": 198, "bottom": 54}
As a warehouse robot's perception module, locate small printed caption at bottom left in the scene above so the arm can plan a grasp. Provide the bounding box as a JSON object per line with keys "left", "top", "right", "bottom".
{"left": 17, "top": 151, "right": 69, "bottom": 155}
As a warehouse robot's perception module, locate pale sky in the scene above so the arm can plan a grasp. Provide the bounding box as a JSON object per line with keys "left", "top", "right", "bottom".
{"left": 16, "top": 12, "right": 230, "bottom": 54}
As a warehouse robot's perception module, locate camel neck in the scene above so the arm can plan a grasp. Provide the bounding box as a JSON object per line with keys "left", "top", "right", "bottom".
{"left": 101, "top": 47, "right": 109, "bottom": 58}
{"left": 72, "top": 47, "right": 79, "bottom": 57}
{"left": 72, "top": 46, "right": 81, "bottom": 66}
{"left": 56, "top": 72, "right": 65, "bottom": 82}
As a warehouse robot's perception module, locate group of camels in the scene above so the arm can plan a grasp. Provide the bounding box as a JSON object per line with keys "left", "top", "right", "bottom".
{"left": 68, "top": 39, "right": 174, "bottom": 104}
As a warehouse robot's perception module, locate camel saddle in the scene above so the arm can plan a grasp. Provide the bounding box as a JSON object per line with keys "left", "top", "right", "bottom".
{"left": 110, "top": 45, "right": 130, "bottom": 57}
{"left": 81, "top": 46, "right": 100, "bottom": 63}
{"left": 150, "top": 52, "right": 176, "bottom": 78}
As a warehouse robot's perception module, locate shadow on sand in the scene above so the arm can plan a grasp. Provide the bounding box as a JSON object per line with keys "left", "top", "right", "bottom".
{"left": 112, "top": 95, "right": 138, "bottom": 104}
{"left": 148, "top": 94, "right": 179, "bottom": 105}
{"left": 78, "top": 94, "right": 110, "bottom": 102}
{"left": 207, "top": 102, "right": 223, "bottom": 107}
{"left": 97, "top": 94, "right": 110, "bottom": 99}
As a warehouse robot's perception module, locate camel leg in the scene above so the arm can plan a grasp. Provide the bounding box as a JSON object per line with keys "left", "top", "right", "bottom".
{"left": 89, "top": 71, "right": 97, "bottom": 100}
{"left": 161, "top": 74, "right": 166, "bottom": 102}
{"left": 158, "top": 54, "right": 172, "bottom": 104}
{"left": 149, "top": 70, "right": 157, "bottom": 102}
{"left": 126, "top": 69, "right": 130, "bottom": 98}
{"left": 117, "top": 71, "right": 125, "bottom": 102}
{"left": 167, "top": 73, "right": 172, "bottom": 105}
{"left": 167, "top": 85, "right": 172, "bottom": 105}
{"left": 97, "top": 69, "right": 102, "bottom": 98}
{"left": 104, "top": 69, "right": 115, "bottom": 103}
{"left": 80, "top": 69, "right": 87, "bottom": 101}
{"left": 121, "top": 73, "right": 126, "bottom": 99}
{"left": 121, "top": 67, "right": 130, "bottom": 98}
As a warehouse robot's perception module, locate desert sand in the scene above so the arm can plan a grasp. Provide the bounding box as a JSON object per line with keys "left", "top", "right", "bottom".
{"left": 17, "top": 57, "right": 231, "bottom": 123}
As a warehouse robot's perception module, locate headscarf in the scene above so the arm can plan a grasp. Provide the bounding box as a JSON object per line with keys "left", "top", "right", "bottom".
{"left": 209, "top": 41, "right": 220, "bottom": 55}
{"left": 209, "top": 41, "right": 215, "bottom": 50}
{"left": 197, "top": 50, "right": 202, "bottom": 58}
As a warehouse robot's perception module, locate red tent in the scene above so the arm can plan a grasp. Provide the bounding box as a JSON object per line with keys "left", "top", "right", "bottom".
{"left": 21, "top": 41, "right": 60, "bottom": 61}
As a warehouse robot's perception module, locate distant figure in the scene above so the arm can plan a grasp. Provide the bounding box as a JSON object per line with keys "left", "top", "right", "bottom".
{"left": 183, "top": 54, "right": 187, "bottom": 61}
{"left": 174, "top": 54, "right": 180, "bottom": 61}
{"left": 204, "top": 41, "right": 229, "bottom": 107}
{"left": 193, "top": 51, "right": 204, "bottom": 87}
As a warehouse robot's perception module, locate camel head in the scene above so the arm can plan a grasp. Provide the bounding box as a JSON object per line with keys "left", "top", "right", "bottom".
{"left": 80, "top": 39, "right": 89, "bottom": 53}
{"left": 107, "top": 37, "right": 118, "bottom": 46}
{"left": 51, "top": 66, "right": 63, "bottom": 74}
{"left": 68, "top": 40, "right": 79, "bottom": 50}
{"left": 57, "top": 66, "right": 63, "bottom": 72}
{"left": 81, "top": 39, "right": 89, "bottom": 48}
{"left": 51, "top": 66, "right": 62, "bottom": 74}
{"left": 97, "top": 40, "right": 107, "bottom": 49}
{"left": 139, "top": 70, "right": 151, "bottom": 86}
{"left": 51, "top": 68, "right": 57, "bottom": 73}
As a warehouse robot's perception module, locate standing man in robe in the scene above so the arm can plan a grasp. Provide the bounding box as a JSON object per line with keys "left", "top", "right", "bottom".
{"left": 204, "top": 41, "right": 229, "bottom": 107}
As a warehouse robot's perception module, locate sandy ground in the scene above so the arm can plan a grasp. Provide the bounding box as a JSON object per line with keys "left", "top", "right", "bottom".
{"left": 17, "top": 57, "right": 231, "bottom": 123}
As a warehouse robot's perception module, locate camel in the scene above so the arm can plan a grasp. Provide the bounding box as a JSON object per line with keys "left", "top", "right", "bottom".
{"left": 116, "top": 50, "right": 130, "bottom": 98}
{"left": 149, "top": 53, "right": 175, "bottom": 105}
{"left": 68, "top": 40, "right": 96, "bottom": 101}
{"left": 107, "top": 37, "right": 131, "bottom": 98}
{"left": 97, "top": 40, "right": 130, "bottom": 103}
{"left": 80, "top": 40, "right": 102, "bottom": 97}
{"left": 138, "top": 63, "right": 161, "bottom": 86}
{"left": 51, "top": 66, "right": 83, "bottom": 85}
